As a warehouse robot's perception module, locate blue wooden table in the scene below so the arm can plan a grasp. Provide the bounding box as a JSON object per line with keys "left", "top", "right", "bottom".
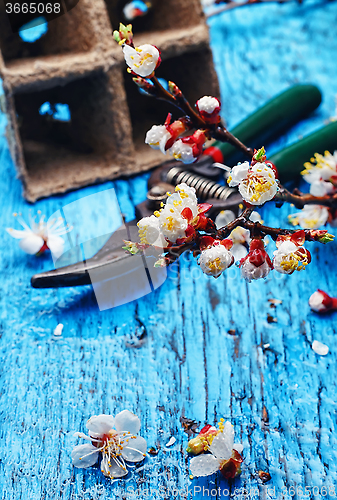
{"left": 1, "top": 1, "right": 337, "bottom": 498}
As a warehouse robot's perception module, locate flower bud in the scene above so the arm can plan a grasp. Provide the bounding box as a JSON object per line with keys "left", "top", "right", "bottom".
{"left": 309, "top": 289, "right": 337, "bottom": 313}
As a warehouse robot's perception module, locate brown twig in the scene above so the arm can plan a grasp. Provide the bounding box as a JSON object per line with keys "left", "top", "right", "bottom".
{"left": 213, "top": 125, "right": 254, "bottom": 158}
{"left": 275, "top": 186, "right": 337, "bottom": 209}
{"left": 151, "top": 76, "right": 206, "bottom": 128}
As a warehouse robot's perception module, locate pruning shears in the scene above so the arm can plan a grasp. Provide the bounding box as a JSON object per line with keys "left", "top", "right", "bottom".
{"left": 31, "top": 84, "right": 337, "bottom": 296}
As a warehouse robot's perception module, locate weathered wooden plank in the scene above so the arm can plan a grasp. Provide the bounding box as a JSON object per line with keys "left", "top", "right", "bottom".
{"left": 1, "top": 1, "right": 337, "bottom": 498}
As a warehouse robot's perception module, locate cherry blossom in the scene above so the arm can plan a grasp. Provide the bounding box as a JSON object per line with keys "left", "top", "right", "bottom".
{"left": 145, "top": 114, "right": 187, "bottom": 154}
{"left": 6, "top": 211, "right": 72, "bottom": 258}
{"left": 168, "top": 130, "right": 207, "bottom": 164}
{"left": 123, "top": 43, "right": 161, "bottom": 77}
{"left": 273, "top": 231, "right": 311, "bottom": 274}
{"left": 228, "top": 161, "right": 278, "bottom": 205}
{"left": 199, "top": 239, "right": 234, "bottom": 278}
{"left": 309, "top": 289, "right": 337, "bottom": 313}
{"left": 72, "top": 410, "right": 147, "bottom": 480}
{"left": 189, "top": 419, "right": 243, "bottom": 479}
{"left": 240, "top": 238, "right": 273, "bottom": 282}
{"left": 196, "top": 96, "right": 221, "bottom": 124}
{"left": 288, "top": 205, "right": 330, "bottom": 229}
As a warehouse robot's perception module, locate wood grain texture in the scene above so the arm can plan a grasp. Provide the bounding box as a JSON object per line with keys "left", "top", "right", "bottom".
{"left": 1, "top": 1, "right": 337, "bottom": 498}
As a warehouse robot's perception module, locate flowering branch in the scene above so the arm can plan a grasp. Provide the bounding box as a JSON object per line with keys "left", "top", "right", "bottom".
{"left": 276, "top": 186, "right": 337, "bottom": 209}
{"left": 114, "top": 24, "right": 335, "bottom": 283}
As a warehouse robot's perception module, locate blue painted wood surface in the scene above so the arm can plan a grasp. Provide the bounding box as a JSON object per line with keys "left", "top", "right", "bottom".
{"left": 1, "top": 1, "right": 337, "bottom": 498}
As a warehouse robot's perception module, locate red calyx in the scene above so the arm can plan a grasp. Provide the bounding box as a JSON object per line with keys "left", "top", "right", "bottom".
{"left": 220, "top": 239, "right": 233, "bottom": 251}
{"left": 199, "top": 424, "right": 213, "bottom": 435}
{"left": 241, "top": 239, "right": 272, "bottom": 269}
{"left": 265, "top": 161, "right": 279, "bottom": 179}
{"left": 290, "top": 230, "right": 306, "bottom": 247}
{"left": 199, "top": 235, "right": 215, "bottom": 250}
{"left": 37, "top": 241, "right": 49, "bottom": 254}
{"left": 181, "top": 207, "right": 193, "bottom": 222}
{"left": 317, "top": 289, "right": 334, "bottom": 309}
{"left": 198, "top": 203, "right": 213, "bottom": 215}
{"left": 219, "top": 450, "right": 243, "bottom": 479}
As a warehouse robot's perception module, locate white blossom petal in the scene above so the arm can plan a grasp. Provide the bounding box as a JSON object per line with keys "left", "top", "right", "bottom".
{"left": 6, "top": 228, "right": 31, "bottom": 239}
{"left": 19, "top": 233, "right": 44, "bottom": 255}
{"left": 214, "top": 210, "right": 236, "bottom": 229}
{"left": 241, "top": 260, "right": 271, "bottom": 282}
{"left": 197, "top": 96, "right": 220, "bottom": 114}
{"left": 309, "top": 180, "right": 334, "bottom": 197}
{"left": 114, "top": 410, "right": 141, "bottom": 434}
{"left": 233, "top": 443, "right": 244, "bottom": 454}
{"left": 123, "top": 43, "right": 160, "bottom": 77}
{"left": 222, "top": 421, "right": 235, "bottom": 451}
{"left": 209, "top": 431, "right": 232, "bottom": 460}
{"left": 101, "top": 454, "right": 128, "bottom": 478}
{"left": 47, "top": 235, "right": 65, "bottom": 259}
{"left": 86, "top": 414, "right": 115, "bottom": 435}
{"left": 231, "top": 243, "right": 248, "bottom": 261}
{"left": 190, "top": 454, "right": 220, "bottom": 477}
{"left": 228, "top": 162, "right": 250, "bottom": 186}
{"left": 309, "top": 291, "right": 326, "bottom": 312}
{"left": 312, "top": 340, "right": 329, "bottom": 356}
{"left": 169, "top": 140, "right": 195, "bottom": 164}
{"left": 71, "top": 443, "right": 99, "bottom": 468}
{"left": 122, "top": 435, "right": 147, "bottom": 462}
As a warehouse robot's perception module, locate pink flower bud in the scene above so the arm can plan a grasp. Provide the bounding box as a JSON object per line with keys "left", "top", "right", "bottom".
{"left": 240, "top": 238, "right": 273, "bottom": 282}
{"left": 309, "top": 289, "right": 337, "bottom": 313}
{"left": 196, "top": 96, "right": 221, "bottom": 124}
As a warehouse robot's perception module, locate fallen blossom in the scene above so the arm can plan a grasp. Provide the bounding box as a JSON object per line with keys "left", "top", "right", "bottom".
{"left": 53, "top": 324, "right": 64, "bottom": 336}
{"left": 6, "top": 211, "right": 72, "bottom": 258}
{"left": 72, "top": 410, "right": 147, "bottom": 479}
{"left": 312, "top": 340, "right": 329, "bottom": 356}
{"left": 165, "top": 437, "right": 176, "bottom": 447}
{"left": 309, "top": 289, "right": 337, "bottom": 313}
{"left": 189, "top": 419, "right": 243, "bottom": 479}
{"left": 187, "top": 425, "right": 219, "bottom": 455}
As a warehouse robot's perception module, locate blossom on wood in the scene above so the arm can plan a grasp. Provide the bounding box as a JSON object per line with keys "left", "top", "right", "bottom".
{"left": 72, "top": 410, "right": 147, "bottom": 480}
{"left": 189, "top": 419, "right": 243, "bottom": 479}
{"left": 6, "top": 211, "right": 71, "bottom": 258}
{"left": 309, "top": 289, "right": 337, "bottom": 313}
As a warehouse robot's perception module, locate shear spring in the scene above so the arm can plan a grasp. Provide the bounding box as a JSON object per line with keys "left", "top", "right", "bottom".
{"left": 166, "top": 167, "right": 234, "bottom": 200}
